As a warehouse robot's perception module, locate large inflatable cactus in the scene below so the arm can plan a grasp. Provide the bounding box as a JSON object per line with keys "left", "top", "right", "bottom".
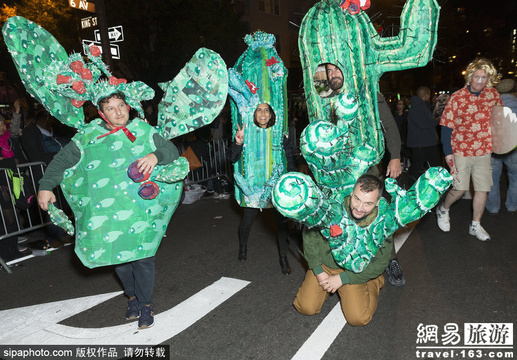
{"left": 272, "top": 0, "right": 445, "bottom": 271}
{"left": 298, "top": 0, "right": 440, "bottom": 195}
{"left": 228, "top": 32, "right": 288, "bottom": 208}
{"left": 3, "top": 17, "right": 228, "bottom": 268}
{"left": 273, "top": 167, "right": 452, "bottom": 272}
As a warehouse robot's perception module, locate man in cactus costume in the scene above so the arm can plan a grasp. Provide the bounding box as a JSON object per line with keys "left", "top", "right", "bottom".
{"left": 296, "top": 0, "right": 440, "bottom": 199}
{"left": 227, "top": 32, "right": 296, "bottom": 274}
{"left": 3, "top": 16, "right": 228, "bottom": 329}
{"left": 271, "top": 0, "right": 451, "bottom": 323}
{"left": 293, "top": 174, "right": 387, "bottom": 325}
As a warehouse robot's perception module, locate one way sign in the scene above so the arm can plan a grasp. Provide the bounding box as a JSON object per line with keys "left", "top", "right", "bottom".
{"left": 94, "top": 25, "right": 124, "bottom": 43}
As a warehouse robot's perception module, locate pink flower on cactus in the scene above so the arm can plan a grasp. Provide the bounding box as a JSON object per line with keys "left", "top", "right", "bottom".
{"left": 89, "top": 45, "right": 101, "bottom": 57}
{"left": 56, "top": 74, "right": 72, "bottom": 84}
{"left": 72, "top": 81, "right": 86, "bottom": 94}
{"left": 338, "top": 0, "right": 370, "bottom": 14}
{"left": 266, "top": 57, "right": 280, "bottom": 66}
{"left": 109, "top": 76, "right": 127, "bottom": 85}
{"left": 70, "top": 99, "right": 86, "bottom": 108}
{"left": 245, "top": 80, "right": 259, "bottom": 94}
{"left": 70, "top": 60, "right": 84, "bottom": 73}
{"left": 80, "top": 69, "right": 93, "bottom": 81}
{"left": 330, "top": 224, "right": 343, "bottom": 237}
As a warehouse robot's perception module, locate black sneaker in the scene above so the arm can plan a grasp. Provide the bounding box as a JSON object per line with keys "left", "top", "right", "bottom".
{"left": 385, "top": 259, "right": 406, "bottom": 286}
{"left": 138, "top": 305, "right": 155, "bottom": 329}
{"left": 126, "top": 297, "right": 139, "bottom": 320}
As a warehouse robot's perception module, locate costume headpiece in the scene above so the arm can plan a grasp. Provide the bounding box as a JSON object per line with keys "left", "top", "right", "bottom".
{"left": 2, "top": 16, "right": 153, "bottom": 127}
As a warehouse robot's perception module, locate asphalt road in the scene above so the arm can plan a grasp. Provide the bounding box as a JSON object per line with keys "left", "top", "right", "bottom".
{"left": 1, "top": 193, "right": 516, "bottom": 360}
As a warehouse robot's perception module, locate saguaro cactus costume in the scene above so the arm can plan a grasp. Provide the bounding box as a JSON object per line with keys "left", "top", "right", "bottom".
{"left": 3, "top": 16, "right": 228, "bottom": 268}
{"left": 299, "top": 0, "right": 440, "bottom": 198}
{"left": 228, "top": 32, "right": 288, "bottom": 209}
{"left": 272, "top": 0, "right": 449, "bottom": 272}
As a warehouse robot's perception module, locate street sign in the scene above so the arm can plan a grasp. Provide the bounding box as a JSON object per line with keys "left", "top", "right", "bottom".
{"left": 82, "top": 40, "right": 120, "bottom": 60}
{"left": 81, "top": 16, "right": 98, "bottom": 30}
{"left": 69, "top": 0, "right": 96, "bottom": 13}
{"left": 94, "top": 26, "right": 124, "bottom": 43}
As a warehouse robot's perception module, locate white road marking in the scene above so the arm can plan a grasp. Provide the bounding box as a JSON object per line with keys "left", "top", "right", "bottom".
{"left": 291, "top": 223, "right": 417, "bottom": 359}
{"left": 0, "top": 277, "right": 249, "bottom": 345}
{"left": 292, "top": 304, "right": 346, "bottom": 360}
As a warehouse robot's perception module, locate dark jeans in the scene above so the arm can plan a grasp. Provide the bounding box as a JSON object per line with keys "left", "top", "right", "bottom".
{"left": 239, "top": 207, "right": 289, "bottom": 256}
{"left": 409, "top": 145, "right": 441, "bottom": 186}
{"left": 115, "top": 256, "right": 155, "bottom": 309}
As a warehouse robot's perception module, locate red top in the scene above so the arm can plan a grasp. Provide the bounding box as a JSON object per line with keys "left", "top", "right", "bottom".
{"left": 440, "top": 86, "right": 502, "bottom": 157}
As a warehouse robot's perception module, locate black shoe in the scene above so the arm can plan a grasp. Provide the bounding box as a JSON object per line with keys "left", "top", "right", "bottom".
{"left": 385, "top": 259, "right": 405, "bottom": 286}
{"left": 238, "top": 244, "right": 247, "bottom": 261}
{"left": 279, "top": 256, "right": 291, "bottom": 275}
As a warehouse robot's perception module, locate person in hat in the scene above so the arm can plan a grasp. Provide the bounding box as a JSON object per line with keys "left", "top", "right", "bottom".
{"left": 486, "top": 78, "right": 517, "bottom": 214}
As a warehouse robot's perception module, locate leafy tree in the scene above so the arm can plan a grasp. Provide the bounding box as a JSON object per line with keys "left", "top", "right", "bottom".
{"left": 1, "top": 0, "right": 81, "bottom": 51}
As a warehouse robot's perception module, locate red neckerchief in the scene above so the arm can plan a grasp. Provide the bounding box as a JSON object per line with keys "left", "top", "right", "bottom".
{"left": 96, "top": 109, "right": 136, "bottom": 142}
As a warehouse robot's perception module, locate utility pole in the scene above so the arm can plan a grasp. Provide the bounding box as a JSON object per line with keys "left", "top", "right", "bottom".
{"left": 92, "top": 0, "right": 113, "bottom": 70}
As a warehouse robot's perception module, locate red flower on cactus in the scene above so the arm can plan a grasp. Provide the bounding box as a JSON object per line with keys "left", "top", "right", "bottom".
{"left": 338, "top": 0, "right": 370, "bottom": 14}
{"left": 330, "top": 224, "right": 343, "bottom": 237}
{"left": 245, "top": 80, "right": 259, "bottom": 94}
{"left": 56, "top": 74, "right": 72, "bottom": 84}
{"left": 72, "top": 81, "right": 86, "bottom": 95}
{"left": 70, "top": 60, "right": 84, "bottom": 73}
{"left": 109, "top": 76, "right": 127, "bottom": 86}
{"left": 70, "top": 99, "right": 86, "bottom": 108}
{"left": 80, "top": 69, "right": 93, "bottom": 81}
{"left": 266, "top": 57, "right": 280, "bottom": 66}
{"left": 89, "top": 45, "right": 101, "bottom": 57}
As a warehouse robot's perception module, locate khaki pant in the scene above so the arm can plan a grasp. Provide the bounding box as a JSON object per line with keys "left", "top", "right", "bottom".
{"left": 293, "top": 265, "right": 384, "bottom": 327}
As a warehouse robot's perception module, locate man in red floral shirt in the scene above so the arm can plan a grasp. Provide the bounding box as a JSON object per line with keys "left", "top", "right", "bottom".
{"left": 436, "top": 58, "right": 502, "bottom": 241}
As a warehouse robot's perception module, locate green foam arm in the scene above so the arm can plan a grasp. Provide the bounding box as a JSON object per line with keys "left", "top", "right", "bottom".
{"left": 48, "top": 203, "right": 75, "bottom": 236}
{"left": 157, "top": 47, "right": 228, "bottom": 140}
{"left": 366, "top": 0, "right": 440, "bottom": 74}
{"left": 2, "top": 16, "right": 85, "bottom": 129}
{"left": 154, "top": 157, "right": 190, "bottom": 183}
{"left": 386, "top": 167, "right": 453, "bottom": 227}
{"left": 273, "top": 167, "right": 452, "bottom": 273}
{"left": 272, "top": 172, "right": 344, "bottom": 228}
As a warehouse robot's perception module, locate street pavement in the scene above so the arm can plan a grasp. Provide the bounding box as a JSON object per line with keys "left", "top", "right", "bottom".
{"left": 1, "top": 192, "right": 516, "bottom": 360}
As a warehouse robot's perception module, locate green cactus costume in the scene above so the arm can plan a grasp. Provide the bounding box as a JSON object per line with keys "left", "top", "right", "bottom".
{"left": 274, "top": 168, "right": 452, "bottom": 272}
{"left": 228, "top": 32, "right": 288, "bottom": 209}
{"left": 3, "top": 17, "right": 228, "bottom": 268}
{"left": 272, "top": 0, "right": 450, "bottom": 272}
{"left": 299, "top": 0, "right": 440, "bottom": 199}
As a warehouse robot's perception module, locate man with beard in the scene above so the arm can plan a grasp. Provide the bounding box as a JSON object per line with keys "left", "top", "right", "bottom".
{"left": 325, "top": 63, "right": 344, "bottom": 97}
{"left": 292, "top": 175, "right": 391, "bottom": 326}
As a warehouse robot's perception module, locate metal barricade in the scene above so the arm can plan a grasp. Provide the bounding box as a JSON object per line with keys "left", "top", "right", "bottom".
{"left": 0, "top": 162, "right": 64, "bottom": 274}
{"left": 179, "top": 138, "right": 233, "bottom": 186}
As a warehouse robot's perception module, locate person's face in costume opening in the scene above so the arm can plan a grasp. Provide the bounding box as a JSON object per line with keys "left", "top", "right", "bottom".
{"left": 469, "top": 69, "right": 488, "bottom": 93}
{"left": 349, "top": 184, "right": 380, "bottom": 221}
{"left": 326, "top": 64, "right": 344, "bottom": 91}
{"left": 254, "top": 103, "right": 272, "bottom": 129}
{"left": 99, "top": 97, "right": 130, "bottom": 129}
